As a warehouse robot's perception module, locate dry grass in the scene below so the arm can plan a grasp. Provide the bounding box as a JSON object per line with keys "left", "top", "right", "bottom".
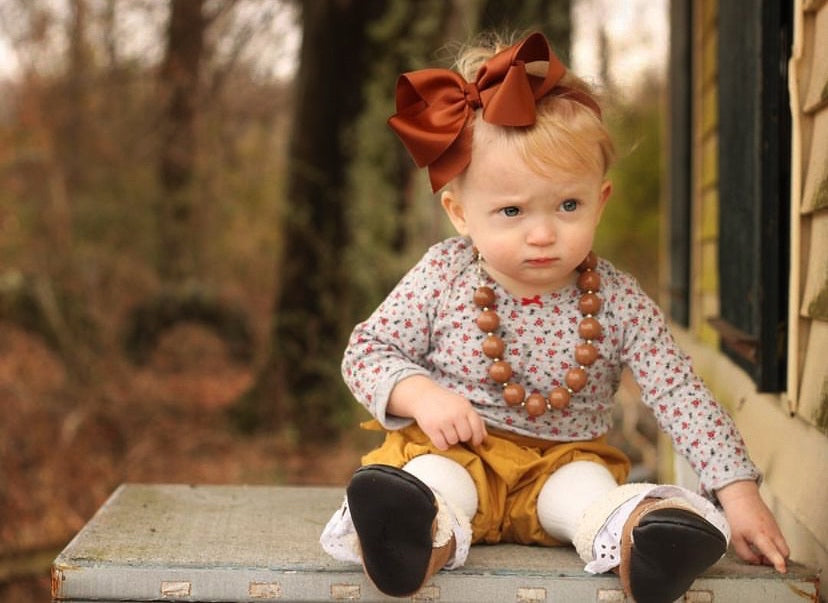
{"left": 0, "top": 322, "right": 369, "bottom": 601}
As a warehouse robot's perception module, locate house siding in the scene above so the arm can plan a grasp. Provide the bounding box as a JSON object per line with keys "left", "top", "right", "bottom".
{"left": 668, "top": 0, "right": 828, "bottom": 595}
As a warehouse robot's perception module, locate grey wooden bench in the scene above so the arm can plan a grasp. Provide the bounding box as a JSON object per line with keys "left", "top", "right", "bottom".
{"left": 51, "top": 484, "right": 819, "bottom": 602}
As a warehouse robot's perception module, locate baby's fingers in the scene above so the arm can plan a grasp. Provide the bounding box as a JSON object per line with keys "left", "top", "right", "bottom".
{"left": 471, "top": 418, "right": 488, "bottom": 446}
{"left": 732, "top": 533, "right": 788, "bottom": 573}
{"left": 447, "top": 413, "right": 487, "bottom": 448}
{"left": 731, "top": 535, "right": 762, "bottom": 566}
{"left": 448, "top": 408, "right": 486, "bottom": 447}
{"left": 440, "top": 424, "right": 461, "bottom": 448}
{"left": 757, "top": 534, "right": 789, "bottom": 573}
{"left": 465, "top": 411, "right": 487, "bottom": 446}
{"left": 423, "top": 425, "right": 450, "bottom": 451}
{"left": 454, "top": 418, "right": 473, "bottom": 444}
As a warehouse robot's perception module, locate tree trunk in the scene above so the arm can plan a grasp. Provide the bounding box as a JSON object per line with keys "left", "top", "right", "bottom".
{"left": 344, "top": 0, "right": 463, "bottom": 312}
{"left": 157, "top": 0, "right": 206, "bottom": 282}
{"left": 232, "top": 0, "right": 386, "bottom": 440}
{"left": 125, "top": 1, "right": 257, "bottom": 371}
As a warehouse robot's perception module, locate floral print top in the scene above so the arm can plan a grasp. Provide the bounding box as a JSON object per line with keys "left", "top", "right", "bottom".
{"left": 342, "top": 237, "right": 760, "bottom": 498}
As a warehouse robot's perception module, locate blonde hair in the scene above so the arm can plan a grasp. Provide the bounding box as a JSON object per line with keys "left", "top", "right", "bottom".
{"left": 452, "top": 34, "right": 615, "bottom": 182}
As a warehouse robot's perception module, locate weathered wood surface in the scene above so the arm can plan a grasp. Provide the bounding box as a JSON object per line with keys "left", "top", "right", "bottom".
{"left": 51, "top": 484, "right": 820, "bottom": 602}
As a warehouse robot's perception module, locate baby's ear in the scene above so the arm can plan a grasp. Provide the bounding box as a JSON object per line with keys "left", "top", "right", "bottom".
{"left": 600, "top": 179, "right": 613, "bottom": 205}
{"left": 441, "top": 190, "right": 469, "bottom": 236}
{"left": 595, "top": 179, "right": 613, "bottom": 222}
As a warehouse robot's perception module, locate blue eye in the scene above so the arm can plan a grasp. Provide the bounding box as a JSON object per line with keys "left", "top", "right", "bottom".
{"left": 501, "top": 206, "right": 521, "bottom": 217}
{"left": 561, "top": 199, "right": 579, "bottom": 212}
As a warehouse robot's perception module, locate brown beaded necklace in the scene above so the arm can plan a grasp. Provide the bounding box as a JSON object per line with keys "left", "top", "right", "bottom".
{"left": 473, "top": 251, "right": 603, "bottom": 417}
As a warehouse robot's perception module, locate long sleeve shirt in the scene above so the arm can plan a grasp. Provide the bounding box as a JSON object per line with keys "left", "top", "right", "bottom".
{"left": 342, "top": 237, "right": 760, "bottom": 497}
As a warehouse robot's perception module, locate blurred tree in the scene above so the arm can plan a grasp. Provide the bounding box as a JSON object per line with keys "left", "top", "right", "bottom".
{"left": 345, "top": 0, "right": 468, "bottom": 320}
{"left": 595, "top": 79, "right": 663, "bottom": 297}
{"left": 63, "top": 0, "right": 94, "bottom": 191}
{"left": 478, "top": 0, "right": 572, "bottom": 57}
{"left": 590, "top": 18, "right": 663, "bottom": 296}
{"left": 156, "top": 0, "right": 206, "bottom": 282}
{"left": 0, "top": 0, "right": 96, "bottom": 379}
{"left": 123, "top": 0, "right": 255, "bottom": 367}
{"left": 230, "top": 0, "right": 391, "bottom": 440}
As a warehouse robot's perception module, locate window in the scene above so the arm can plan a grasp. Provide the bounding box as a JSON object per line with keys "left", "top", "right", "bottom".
{"left": 714, "top": 0, "right": 791, "bottom": 391}
{"left": 668, "top": 0, "right": 792, "bottom": 392}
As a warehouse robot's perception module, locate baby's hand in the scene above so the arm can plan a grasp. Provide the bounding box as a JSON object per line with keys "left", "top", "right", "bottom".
{"left": 412, "top": 389, "right": 488, "bottom": 450}
{"left": 387, "top": 375, "right": 487, "bottom": 450}
{"left": 716, "top": 480, "right": 790, "bottom": 573}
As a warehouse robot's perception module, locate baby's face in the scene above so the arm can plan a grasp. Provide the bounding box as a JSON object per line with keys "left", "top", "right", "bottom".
{"left": 441, "top": 136, "right": 611, "bottom": 297}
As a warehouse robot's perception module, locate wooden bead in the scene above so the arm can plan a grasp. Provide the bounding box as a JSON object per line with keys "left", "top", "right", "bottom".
{"left": 565, "top": 367, "right": 587, "bottom": 392}
{"left": 578, "top": 292, "right": 602, "bottom": 316}
{"left": 474, "top": 286, "right": 496, "bottom": 308}
{"left": 473, "top": 255, "right": 602, "bottom": 418}
{"left": 482, "top": 335, "right": 505, "bottom": 359}
{"left": 578, "top": 316, "right": 603, "bottom": 340}
{"left": 525, "top": 393, "right": 547, "bottom": 417}
{"left": 577, "top": 270, "right": 601, "bottom": 292}
{"left": 547, "top": 386, "right": 571, "bottom": 409}
{"left": 489, "top": 360, "right": 512, "bottom": 383}
{"left": 476, "top": 310, "right": 500, "bottom": 332}
{"left": 575, "top": 342, "right": 599, "bottom": 366}
{"left": 577, "top": 251, "right": 598, "bottom": 272}
{"left": 503, "top": 383, "right": 526, "bottom": 406}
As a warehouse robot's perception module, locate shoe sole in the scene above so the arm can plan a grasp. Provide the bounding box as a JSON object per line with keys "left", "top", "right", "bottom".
{"left": 346, "top": 464, "right": 437, "bottom": 597}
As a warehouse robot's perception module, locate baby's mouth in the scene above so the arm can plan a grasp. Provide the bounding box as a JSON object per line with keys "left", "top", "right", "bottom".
{"left": 526, "top": 257, "right": 557, "bottom": 266}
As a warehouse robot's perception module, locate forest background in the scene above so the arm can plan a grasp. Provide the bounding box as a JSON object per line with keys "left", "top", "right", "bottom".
{"left": 0, "top": 0, "right": 665, "bottom": 600}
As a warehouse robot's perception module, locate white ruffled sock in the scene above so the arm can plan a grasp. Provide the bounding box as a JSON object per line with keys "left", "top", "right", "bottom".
{"left": 572, "top": 483, "right": 731, "bottom": 574}
{"left": 319, "top": 495, "right": 361, "bottom": 564}
{"left": 319, "top": 456, "right": 476, "bottom": 570}
{"left": 430, "top": 490, "right": 471, "bottom": 569}
{"left": 402, "top": 454, "right": 476, "bottom": 569}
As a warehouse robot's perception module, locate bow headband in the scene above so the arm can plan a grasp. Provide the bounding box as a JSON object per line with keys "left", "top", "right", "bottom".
{"left": 388, "top": 33, "right": 601, "bottom": 192}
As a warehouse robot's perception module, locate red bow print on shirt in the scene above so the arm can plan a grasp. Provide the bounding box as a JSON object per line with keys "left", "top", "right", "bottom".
{"left": 521, "top": 295, "right": 543, "bottom": 307}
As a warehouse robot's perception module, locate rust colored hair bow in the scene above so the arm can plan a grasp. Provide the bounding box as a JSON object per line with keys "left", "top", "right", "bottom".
{"left": 388, "top": 33, "right": 601, "bottom": 192}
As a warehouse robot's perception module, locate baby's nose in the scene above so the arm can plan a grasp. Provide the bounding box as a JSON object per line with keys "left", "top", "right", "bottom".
{"left": 526, "top": 219, "right": 556, "bottom": 245}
